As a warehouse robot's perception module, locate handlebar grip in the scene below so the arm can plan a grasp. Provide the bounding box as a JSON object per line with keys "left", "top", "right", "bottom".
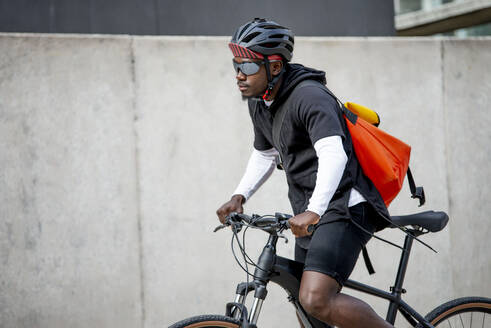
{"left": 228, "top": 212, "right": 251, "bottom": 223}
{"left": 284, "top": 221, "right": 315, "bottom": 234}
{"left": 236, "top": 213, "right": 252, "bottom": 223}
{"left": 275, "top": 212, "right": 293, "bottom": 220}
{"left": 253, "top": 217, "right": 278, "bottom": 227}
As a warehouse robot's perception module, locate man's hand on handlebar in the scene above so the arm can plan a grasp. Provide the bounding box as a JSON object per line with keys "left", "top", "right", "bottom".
{"left": 216, "top": 194, "right": 245, "bottom": 224}
{"left": 217, "top": 204, "right": 318, "bottom": 237}
{"left": 288, "top": 211, "right": 320, "bottom": 237}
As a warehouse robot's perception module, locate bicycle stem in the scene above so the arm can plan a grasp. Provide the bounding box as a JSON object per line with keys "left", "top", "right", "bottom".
{"left": 253, "top": 235, "right": 278, "bottom": 283}
{"left": 243, "top": 234, "right": 279, "bottom": 325}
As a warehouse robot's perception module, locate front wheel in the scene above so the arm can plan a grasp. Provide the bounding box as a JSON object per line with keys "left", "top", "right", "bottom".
{"left": 169, "top": 314, "right": 240, "bottom": 328}
{"left": 421, "top": 296, "right": 491, "bottom": 327}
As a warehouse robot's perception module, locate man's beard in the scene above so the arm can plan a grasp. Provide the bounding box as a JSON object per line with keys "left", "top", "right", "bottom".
{"left": 241, "top": 91, "right": 265, "bottom": 101}
{"left": 242, "top": 94, "right": 264, "bottom": 101}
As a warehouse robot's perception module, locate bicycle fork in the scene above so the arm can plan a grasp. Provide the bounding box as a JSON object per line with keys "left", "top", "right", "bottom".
{"left": 228, "top": 281, "right": 320, "bottom": 328}
{"left": 227, "top": 236, "right": 279, "bottom": 327}
{"left": 227, "top": 281, "right": 268, "bottom": 327}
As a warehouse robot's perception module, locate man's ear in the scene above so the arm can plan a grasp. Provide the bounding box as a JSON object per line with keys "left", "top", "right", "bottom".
{"left": 271, "top": 61, "right": 283, "bottom": 76}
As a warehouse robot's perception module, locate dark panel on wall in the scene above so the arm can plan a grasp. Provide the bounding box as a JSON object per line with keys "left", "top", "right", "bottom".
{"left": 0, "top": 0, "right": 51, "bottom": 32}
{"left": 363, "top": 1, "right": 397, "bottom": 35}
{"left": 90, "top": 0, "right": 157, "bottom": 35}
{"left": 0, "top": 0, "right": 395, "bottom": 36}
{"left": 156, "top": 0, "right": 395, "bottom": 36}
{"left": 52, "top": 0, "right": 91, "bottom": 33}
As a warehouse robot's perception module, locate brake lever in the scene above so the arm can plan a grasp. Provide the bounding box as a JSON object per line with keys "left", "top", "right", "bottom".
{"left": 213, "top": 222, "right": 243, "bottom": 233}
{"left": 213, "top": 224, "right": 227, "bottom": 232}
{"left": 277, "top": 232, "right": 289, "bottom": 244}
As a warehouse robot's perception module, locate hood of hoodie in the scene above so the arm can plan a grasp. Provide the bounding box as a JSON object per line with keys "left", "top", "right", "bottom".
{"left": 269, "top": 63, "right": 326, "bottom": 112}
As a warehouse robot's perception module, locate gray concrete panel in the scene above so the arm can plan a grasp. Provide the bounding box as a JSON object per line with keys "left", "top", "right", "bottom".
{"left": 135, "top": 37, "right": 458, "bottom": 328}
{"left": 443, "top": 39, "right": 491, "bottom": 298}
{"left": 132, "top": 36, "right": 296, "bottom": 328}
{"left": 0, "top": 35, "right": 142, "bottom": 327}
{"left": 294, "top": 38, "right": 454, "bottom": 324}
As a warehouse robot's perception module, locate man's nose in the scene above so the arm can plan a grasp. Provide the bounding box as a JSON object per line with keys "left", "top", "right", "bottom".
{"left": 236, "top": 69, "right": 246, "bottom": 80}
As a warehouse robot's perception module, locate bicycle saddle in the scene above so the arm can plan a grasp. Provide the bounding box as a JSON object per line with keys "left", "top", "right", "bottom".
{"left": 390, "top": 211, "right": 449, "bottom": 232}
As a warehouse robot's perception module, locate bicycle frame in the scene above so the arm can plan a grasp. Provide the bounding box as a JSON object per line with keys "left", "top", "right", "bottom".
{"left": 227, "top": 229, "right": 435, "bottom": 328}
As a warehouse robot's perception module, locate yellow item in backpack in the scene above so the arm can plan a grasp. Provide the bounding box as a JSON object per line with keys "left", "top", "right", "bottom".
{"left": 344, "top": 102, "right": 380, "bottom": 126}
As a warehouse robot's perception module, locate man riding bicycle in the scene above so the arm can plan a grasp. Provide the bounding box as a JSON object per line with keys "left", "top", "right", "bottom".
{"left": 216, "top": 18, "right": 394, "bottom": 328}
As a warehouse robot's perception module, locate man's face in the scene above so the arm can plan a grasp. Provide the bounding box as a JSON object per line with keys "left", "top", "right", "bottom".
{"left": 233, "top": 57, "right": 268, "bottom": 99}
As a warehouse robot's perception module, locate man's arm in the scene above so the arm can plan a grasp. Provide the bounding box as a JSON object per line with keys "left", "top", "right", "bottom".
{"left": 233, "top": 147, "right": 278, "bottom": 200}
{"left": 289, "top": 87, "right": 350, "bottom": 237}
{"left": 306, "top": 136, "right": 347, "bottom": 216}
{"left": 216, "top": 148, "right": 278, "bottom": 223}
{"left": 289, "top": 136, "right": 347, "bottom": 237}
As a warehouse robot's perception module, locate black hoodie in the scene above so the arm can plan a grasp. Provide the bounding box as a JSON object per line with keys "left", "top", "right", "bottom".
{"left": 247, "top": 63, "right": 390, "bottom": 248}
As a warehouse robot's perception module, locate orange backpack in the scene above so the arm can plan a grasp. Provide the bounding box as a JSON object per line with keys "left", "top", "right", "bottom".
{"left": 342, "top": 102, "right": 424, "bottom": 207}
{"left": 272, "top": 80, "right": 425, "bottom": 208}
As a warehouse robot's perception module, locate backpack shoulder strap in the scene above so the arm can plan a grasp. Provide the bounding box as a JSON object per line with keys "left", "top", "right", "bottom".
{"left": 271, "top": 79, "right": 356, "bottom": 164}
{"left": 293, "top": 79, "right": 341, "bottom": 103}
{"left": 271, "top": 98, "right": 289, "bottom": 152}
{"left": 294, "top": 80, "right": 358, "bottom": 124}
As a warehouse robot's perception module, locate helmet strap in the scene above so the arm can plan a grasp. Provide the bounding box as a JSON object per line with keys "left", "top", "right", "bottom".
{"left": 262, "top": 57, "right": 284, "bottom": 100}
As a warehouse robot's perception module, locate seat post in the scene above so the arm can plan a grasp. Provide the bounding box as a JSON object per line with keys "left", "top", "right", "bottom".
{"left": 386, "top": 232, "right": 415, "bottom": 324}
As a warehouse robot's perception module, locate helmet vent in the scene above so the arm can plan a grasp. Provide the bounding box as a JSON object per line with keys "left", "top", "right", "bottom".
{"left": 242, "top": 32, "right": 261, "bottom": 43}
{"left": 262, "top": 42, "right": 280, "bottom": 49}
{"left": 238, "top": 24, "right": 250, "bottom": 38}
{"left": 263, "top": 24, "right": 284, "bottom": 30}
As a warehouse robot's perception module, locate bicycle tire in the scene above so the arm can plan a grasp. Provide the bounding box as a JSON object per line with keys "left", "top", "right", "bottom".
{"left": 419, "top": 296, "right": 491, "bottom": 327}
{"left": 169, "top": 314, "right": 241, "bottom": 328}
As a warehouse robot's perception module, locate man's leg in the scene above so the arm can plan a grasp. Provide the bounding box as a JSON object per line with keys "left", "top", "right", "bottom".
{"left": 294, "top": 243, "right": 308, "bottom": 328}
{"left": 299, "top": 271, "right": 393, "bottom": 328}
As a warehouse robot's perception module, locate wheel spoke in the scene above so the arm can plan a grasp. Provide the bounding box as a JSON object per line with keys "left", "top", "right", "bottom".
{"left": 460, "top": 314, "right": 464, "bottom": 328}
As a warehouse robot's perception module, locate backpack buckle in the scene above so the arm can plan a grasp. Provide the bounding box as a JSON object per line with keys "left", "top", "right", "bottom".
{"left": 411, "top": 186, "right": 426, "bottom": 207}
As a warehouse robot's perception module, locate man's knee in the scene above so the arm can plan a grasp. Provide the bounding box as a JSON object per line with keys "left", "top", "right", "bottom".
{"left": 298, "top": 272, "right": 340, "bottom": 323}
{"left": 299, "top": 287, "right": 332, "bottom": 319}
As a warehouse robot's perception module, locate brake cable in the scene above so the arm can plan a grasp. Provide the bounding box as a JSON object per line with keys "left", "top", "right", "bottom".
{"left": 229, "top": 215, "right": 276, "bottom": 280}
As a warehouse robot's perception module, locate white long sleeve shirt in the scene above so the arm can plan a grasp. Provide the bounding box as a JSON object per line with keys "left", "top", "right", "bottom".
{"left": 233, "top": 135, "right": 366, "bottom": 216}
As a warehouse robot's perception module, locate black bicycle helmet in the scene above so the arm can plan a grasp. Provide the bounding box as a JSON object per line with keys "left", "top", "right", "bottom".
{"left": 229, "top": 18, "right": 294, "bottom": 61}
{"left": 229, "top": 18, "right": 294, "bottom": 99}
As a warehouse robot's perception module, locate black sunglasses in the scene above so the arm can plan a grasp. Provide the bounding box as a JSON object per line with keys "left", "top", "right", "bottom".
{"left": 232, "top": 59, "right": 264, "bottom": 75}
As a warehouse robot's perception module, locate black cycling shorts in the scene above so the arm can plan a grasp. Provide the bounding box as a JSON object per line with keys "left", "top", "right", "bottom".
{"left": 294, "top": 202, "right": 376, "bottom": 287}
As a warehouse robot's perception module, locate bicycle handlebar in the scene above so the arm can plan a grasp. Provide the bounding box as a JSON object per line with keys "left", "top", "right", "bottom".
{"left": 214, "top": 212, "right": 293, "bottom": 234}
{"left": 214, "top": 212, "right": 317, "bottom": 237}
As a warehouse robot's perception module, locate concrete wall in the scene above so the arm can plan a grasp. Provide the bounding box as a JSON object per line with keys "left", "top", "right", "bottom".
{"left": 0, "top": 34, "right": 490, "bottom": 328}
